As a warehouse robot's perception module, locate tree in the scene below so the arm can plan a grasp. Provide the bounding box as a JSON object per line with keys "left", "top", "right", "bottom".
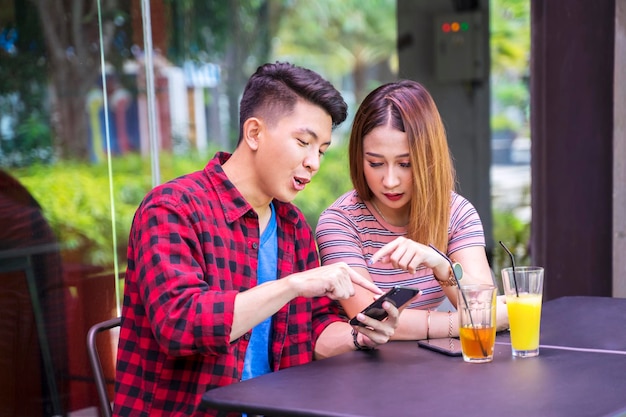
{"left": 10, "top": 0, "right": 396, "bottom": 160}
{"left": 0, "top": 1, "right": 50, "bottom": 166}
{"left": 168, "top": 0, "right": 287, "bottom": 149}
{"left": 167, "top": 0, "right": 397, "bottom": 146}
{"left": 28, "top": 0, "right": 125, "bottom": 161}
{"left": 273, "top": 0, "right": 397, "bottom": 105}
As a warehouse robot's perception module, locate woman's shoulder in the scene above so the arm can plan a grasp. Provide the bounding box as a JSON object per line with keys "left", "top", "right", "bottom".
{"left": 323, "top": 190, "right": 366, "bottom": 213}
{"left": 331, "top": 189, "right": 362, "bottom": 206}
{"left": 450, "top": 191, "right": 478, "bottom": 212}
{"left": 318, "top": 190, "right": 369, "bottom": 226}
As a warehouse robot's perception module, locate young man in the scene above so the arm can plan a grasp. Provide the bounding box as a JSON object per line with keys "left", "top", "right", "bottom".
{"left": 113, "top": 62, "right": 400, "bottom": 417}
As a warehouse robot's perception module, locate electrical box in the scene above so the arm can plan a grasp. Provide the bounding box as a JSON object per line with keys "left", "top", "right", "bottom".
{"left": 434, "top": 11, "right": 486, "bottom": 82}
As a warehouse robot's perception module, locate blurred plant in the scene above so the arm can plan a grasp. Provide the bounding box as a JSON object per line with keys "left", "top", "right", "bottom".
{"left": 12, "top": 151, "right": 212, "bottom": 266}
{"left": 490, "top": 0, "right": 530, "bottom": 76}
{"left": 273, "top": 0, "right": 397, "bottom": 105}
{"left": 491, "top": 113, "right": 520, "bottom": 133}
{"left": 491, "top": 208, "right": 531, "bottom": 289}
{"left": 0, "top": 35, "right": 51, "bottom": 167}
{"left": 490, "top": 0, "right": 530, "bottom": 137}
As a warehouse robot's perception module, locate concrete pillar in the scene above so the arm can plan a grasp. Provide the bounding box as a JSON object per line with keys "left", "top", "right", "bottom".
{"left": 397, "top": 0, "right": 493, "bottom": 256}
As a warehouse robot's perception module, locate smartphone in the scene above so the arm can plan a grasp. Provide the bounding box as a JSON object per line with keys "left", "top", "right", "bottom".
{"left": 349, "top": 285, "right": 421, "bottom": 326}
{"left": 417, "top": 337, "right": 463, "bottom": 357}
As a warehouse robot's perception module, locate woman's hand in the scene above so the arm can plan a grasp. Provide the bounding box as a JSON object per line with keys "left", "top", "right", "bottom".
{"left": 368, "top": 236, "right": 449, "bottom": 277}
{"left": 495, "top": 295, "right": 510, "bottom": 332}
{"left": 288, "top": 262, "right": 383, "bottom": 300}
{"left": 351, "top": 299, "right": 400, "bottom": 349}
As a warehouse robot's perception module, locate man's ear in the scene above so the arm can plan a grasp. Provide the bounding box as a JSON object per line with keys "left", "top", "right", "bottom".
{"left": 242, "top": 117, "right": 263, "bottom": 151}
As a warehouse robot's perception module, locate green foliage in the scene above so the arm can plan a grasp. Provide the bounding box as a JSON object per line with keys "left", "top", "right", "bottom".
{"left": 167, "top": 0, "right": 230, "bottom": 64}
{"left": 0, "top": 50, "right": 52, "bottom": 167}
{"left": 491, "top": 208, "right": 531, "bottom": 288}
{"left": 490, "top": 0, "right": 530, "bottom": 76}
{"left": 10, "top": 144, "right": 348, "bottom": 266}
{"left": 273, "top": 0, "right": 397, "bottom": 101}
{"left": 490, "top": 0, "right": 530, "bottom": 138}
{"left": 494, "top": 81, "right": 528, "bottom": 109}
{"left": 491, "top": 113, "right": 520, "bottom": 133}
{"left": 12, "top": 151, "right": 212, "bottom": 266}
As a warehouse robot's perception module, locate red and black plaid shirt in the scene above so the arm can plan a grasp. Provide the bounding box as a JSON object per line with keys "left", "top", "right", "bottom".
{"left": 113, "top": 152, "right": 343, "bottom": 417}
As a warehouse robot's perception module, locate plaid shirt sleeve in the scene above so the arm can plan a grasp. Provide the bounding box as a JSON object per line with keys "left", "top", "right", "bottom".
{"left": 128, "top": 193, "right": 237, "bottom": 356}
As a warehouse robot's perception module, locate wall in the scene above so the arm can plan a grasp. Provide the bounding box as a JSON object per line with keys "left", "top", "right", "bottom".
{"left": 530, "top": 0, "right": 617, "bottom": 300}
{"left": 397, "top": 0, "right": 493, "bottom": 254}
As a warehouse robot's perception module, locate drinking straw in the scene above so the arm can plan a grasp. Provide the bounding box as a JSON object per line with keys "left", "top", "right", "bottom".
{"left": 428, "top": 244, "right": 487, "bottom": 358}
{"left": 499, "top": 241, "right": 519, "bottom": 297}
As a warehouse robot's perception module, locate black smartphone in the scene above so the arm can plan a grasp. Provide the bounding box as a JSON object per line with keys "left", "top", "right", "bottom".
{"left": 417, "top": 337, "right": 463, "bottom": 357}
{"left": 349, "top": 285, "right": 421, "bottom": 326}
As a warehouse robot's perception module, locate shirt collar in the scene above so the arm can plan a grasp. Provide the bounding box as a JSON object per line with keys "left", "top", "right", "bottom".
{"left": 204, "top": 152, "right": 300, "bottom": 226}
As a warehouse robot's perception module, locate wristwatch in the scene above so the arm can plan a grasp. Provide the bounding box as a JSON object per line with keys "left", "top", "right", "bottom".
{"left": 435, "top": 262, "right": 463, "bottom": 287}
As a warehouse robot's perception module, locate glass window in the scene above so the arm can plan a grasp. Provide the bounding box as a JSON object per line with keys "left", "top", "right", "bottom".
{"left": 0, "top": 1, "right": 398, "bottom": 414}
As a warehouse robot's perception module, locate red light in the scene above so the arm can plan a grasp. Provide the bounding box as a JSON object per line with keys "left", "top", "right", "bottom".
{"left": 442, "top": 23, "right": 451, "bottom": 33}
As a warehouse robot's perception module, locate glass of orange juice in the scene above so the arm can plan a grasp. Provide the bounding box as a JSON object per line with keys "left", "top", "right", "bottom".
{"left": 501, "top": 266, "right": 544, "bottom": 357}
{"left": 457, "top": 284, "right": 497, "bottom": 363}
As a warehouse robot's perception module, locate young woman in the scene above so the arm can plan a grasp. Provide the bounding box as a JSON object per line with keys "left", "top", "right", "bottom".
{"left": 316, "top": 80, "right": 509, "bottom": 340}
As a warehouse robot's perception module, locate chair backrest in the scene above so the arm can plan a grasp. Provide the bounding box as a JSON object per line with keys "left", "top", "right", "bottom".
{"left": 86, "top": 316, "right": 121, "bottom": 417}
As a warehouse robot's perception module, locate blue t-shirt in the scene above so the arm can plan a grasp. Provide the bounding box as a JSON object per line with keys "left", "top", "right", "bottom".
{"left": 241, "top": 203, "right": 277, "bottom": 382}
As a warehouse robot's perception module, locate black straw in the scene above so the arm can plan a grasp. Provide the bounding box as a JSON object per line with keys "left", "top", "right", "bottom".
{"left": 429, "top": 244, "right": 487, "bottom": 358}
{"left": 499, "top": 241, "right": 519, "bottom": 297}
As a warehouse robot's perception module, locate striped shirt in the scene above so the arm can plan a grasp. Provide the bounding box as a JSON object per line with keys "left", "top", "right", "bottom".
{"left": 315, "top": 190, "right": 485, "bottom": 310}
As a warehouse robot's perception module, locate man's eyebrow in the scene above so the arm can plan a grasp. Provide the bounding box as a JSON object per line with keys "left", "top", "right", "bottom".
{"left": 295, "top": 127, "right": 318, "bottom": 139}
{"left": 295, "top": 127, "right": 332, "bottom": 147}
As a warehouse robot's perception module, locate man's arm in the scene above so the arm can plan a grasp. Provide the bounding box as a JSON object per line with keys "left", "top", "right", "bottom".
{"left": 230, "top": 262, "right": 384, "bottom": 341}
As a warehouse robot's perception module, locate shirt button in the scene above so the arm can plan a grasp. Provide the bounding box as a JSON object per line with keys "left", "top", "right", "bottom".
{"left": 252, "top": 242, "right": 258, "bottom": 250}
{"left": 243, "top": 333, "right": 251, "bottom": 341}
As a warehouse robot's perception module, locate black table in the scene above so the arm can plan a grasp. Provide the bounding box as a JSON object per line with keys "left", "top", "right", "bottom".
{"left": 538, "top": 296, "right": 626, "bottom": 351}
{"left": 202, "top": 296, "right": 626, "bottom": 417}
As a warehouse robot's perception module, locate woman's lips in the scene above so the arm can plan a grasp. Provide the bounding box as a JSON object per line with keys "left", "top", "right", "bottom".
{"left": 384, "top": 193, "right": 403, "bottom": 201}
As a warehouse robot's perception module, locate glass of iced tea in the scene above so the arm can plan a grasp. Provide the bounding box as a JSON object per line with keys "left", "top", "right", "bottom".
{"left": 457, "top": 284, "right": 497, "bottom": 363}
{"left": 501, "top": 266, "right": 544, "bottom": 357}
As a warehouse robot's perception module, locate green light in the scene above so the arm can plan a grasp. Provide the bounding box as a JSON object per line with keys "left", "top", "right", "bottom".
{"left": 461, "top": 22, "right": 469, "bottom": 31}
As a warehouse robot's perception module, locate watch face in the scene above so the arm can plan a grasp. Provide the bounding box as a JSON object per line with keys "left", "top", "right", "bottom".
{"left": 452, "top": 263, "right": 463, "bottom": 281}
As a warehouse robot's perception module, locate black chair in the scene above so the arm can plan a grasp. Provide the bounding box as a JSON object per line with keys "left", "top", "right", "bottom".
{"left": 86, "top": 316, "right": 121, "bottom": 417}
